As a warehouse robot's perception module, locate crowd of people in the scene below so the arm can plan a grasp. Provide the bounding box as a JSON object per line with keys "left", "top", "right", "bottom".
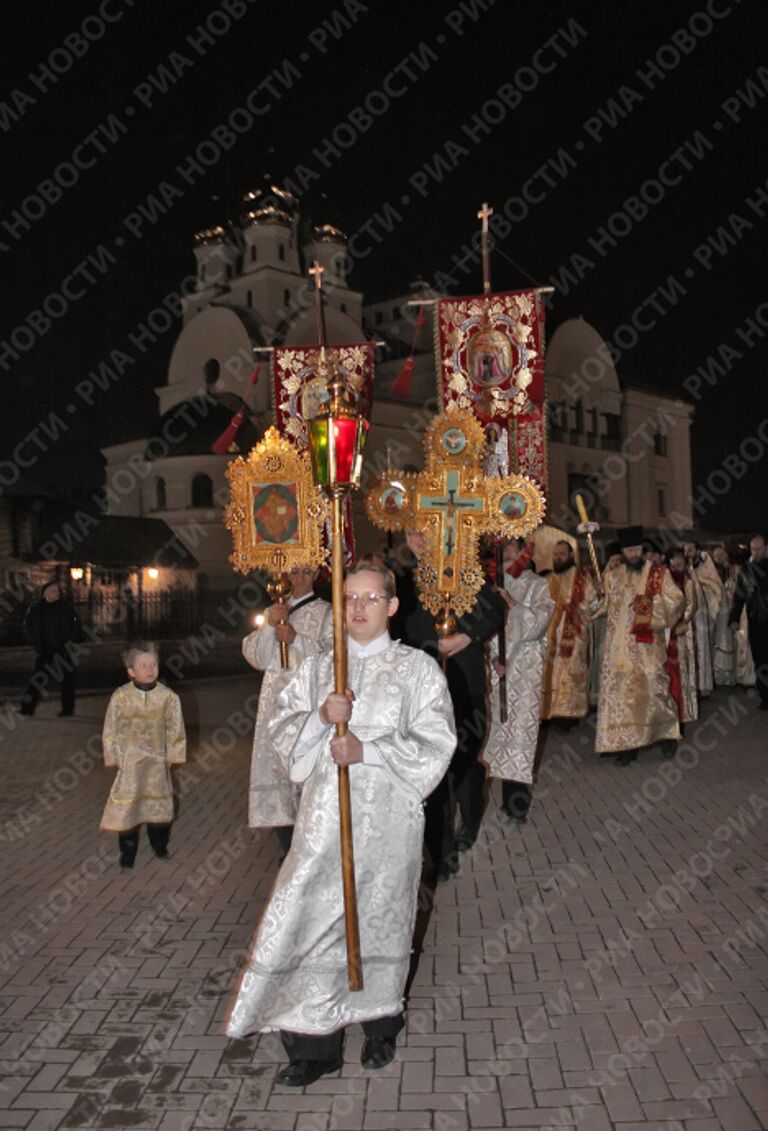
{"left": 86, "top": 526, "right": 766, "bottom": 1086}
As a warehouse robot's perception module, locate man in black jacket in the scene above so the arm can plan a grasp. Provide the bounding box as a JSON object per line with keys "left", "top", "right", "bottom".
{"left": 20, "top": 581, "right": 82, "bottom": 717}
{"left": 390, "top": 530, "right": 505, "bottom": 882}
{"left": 729, "top": 534, "right": 768, "bottom": 709}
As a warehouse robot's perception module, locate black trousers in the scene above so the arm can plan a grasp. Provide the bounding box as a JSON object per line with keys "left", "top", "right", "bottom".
{"left": 748, "top": 620, "right": 768, "bottom": 705}
{"left": 21, "top": 651, "right": 75, "bottom": 715}
{"left": 424, "top": 699, "right": 487, "bottom": 869}
{"left": 281, "top": 1012, "right": 404, "bottom": 1061}
{"left": 118, "top": 824, "right": 171, "bottom": 863}
{"left": 502, "top": 780, "right": 532, "bottom": 819}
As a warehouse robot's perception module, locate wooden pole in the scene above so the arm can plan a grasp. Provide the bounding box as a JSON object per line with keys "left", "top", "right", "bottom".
{"left": 331, "top": 489, "right": 363, "bottom": 991}
{"left": 495, "top": 543, "right": 508, "bottom": 723}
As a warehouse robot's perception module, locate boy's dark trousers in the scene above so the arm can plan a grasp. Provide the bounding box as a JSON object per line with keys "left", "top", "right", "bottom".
{"left": 119, "top": 824, "right": 170, "bottom": 865}
{"left": 281, "top": 1013, "right": 404, "bottom": 1061}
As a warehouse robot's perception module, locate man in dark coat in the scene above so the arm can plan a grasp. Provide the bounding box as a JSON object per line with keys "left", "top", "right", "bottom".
{"left": 20, "top": 581, "right": 82, "bottom": 717}
{"left": 729, "top": 533, "right": 768, "bottom": 709}
{"left": 389, "top": 530, "right": 505, "bottom": 882}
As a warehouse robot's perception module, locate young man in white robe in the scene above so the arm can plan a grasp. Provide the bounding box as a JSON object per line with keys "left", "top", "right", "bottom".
{"left": 226, "top": 561, "right": 456, "bottom": 1086}
{"left": 484, "top": 538, "right": 553, "bottom": 822}
{"left": 242, "top": 564, "right": 332, "bottom": 855}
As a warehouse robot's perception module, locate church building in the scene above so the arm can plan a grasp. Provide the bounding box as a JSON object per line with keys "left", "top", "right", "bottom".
{"left": 102, "top": 183, "right": 694, "bottom": 594}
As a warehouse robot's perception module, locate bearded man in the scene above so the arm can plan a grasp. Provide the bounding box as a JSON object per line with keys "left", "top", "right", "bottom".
{"left": 594, "top": 527, "right": 685, "bottom": 766}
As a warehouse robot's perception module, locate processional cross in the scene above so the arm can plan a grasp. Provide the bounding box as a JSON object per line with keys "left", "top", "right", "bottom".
{"left": 366, "top": 408, "right": 546, "bottom": 627}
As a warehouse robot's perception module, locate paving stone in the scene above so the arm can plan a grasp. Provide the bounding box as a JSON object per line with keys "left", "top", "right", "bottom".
{"left": 2, "top": 686, "right": 768, "bottom": 1131}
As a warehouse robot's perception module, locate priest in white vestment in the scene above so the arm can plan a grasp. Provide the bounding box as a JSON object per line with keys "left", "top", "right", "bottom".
{"left": 226, "top": 562, "right": 456, "bottom": 1086}
{"left": 483, "top": 538, "right": 553, "bottom": 821}
{"left": 242, "top": 564, "right": 332, "bottom": 854}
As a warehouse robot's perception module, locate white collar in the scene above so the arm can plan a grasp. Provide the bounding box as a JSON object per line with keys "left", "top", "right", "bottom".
{"left": 348, "top": 631, "right": 391, "bottom": 658}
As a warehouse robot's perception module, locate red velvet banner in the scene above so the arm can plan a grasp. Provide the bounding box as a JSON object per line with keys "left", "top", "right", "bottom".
{"left": 272, "top": 342, "right": 375, "bottom": 450}
{"left": 435, "top": 289, "right": 547, "bottom": 486}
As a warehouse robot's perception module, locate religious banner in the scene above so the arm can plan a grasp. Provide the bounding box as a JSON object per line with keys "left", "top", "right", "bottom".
{"left": 224, "top": 426, "right": 328, "bottom": 576}
{"left": 436, "top": 289, "right": 547, "bottom": 485}
{"left": 366, "top": 407, "right": 545, "bottom": 619}
{"left": 272, "top": 343, "right": 375, "bottom": 450}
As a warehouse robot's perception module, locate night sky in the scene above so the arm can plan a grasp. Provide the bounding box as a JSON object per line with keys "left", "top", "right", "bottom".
{"left": 1, "top": 0, "right": 766, "bottom": 533}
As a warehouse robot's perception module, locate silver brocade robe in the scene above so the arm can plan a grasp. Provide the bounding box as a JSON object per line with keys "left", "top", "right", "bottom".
{"left": 242, "top": 597, "right": 332, "bottom": 827}
{"left": 594, "top": 563, "right": 684, "bottom": 754}
{"left": 100, "top": 682, "right": 186, "bottom": 832}
{"left": 690, "top": 554, "right": 723, "bottom": 696}
{"left": 484, "top": 570, "right": 553, "bottom": 784}
{"left": 226, "top": 640, "right": 456, "bottom": 1038}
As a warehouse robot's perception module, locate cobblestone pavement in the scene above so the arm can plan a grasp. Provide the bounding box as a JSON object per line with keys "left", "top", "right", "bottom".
{"left": 1, "top": 678, "right": 767, "bottom": 1130}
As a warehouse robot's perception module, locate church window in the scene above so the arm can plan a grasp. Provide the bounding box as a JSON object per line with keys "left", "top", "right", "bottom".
{"left": 283, "top": 289, "right": 290, "bottom": 307}
{"left": 392, "top": 306, "right": 401, "bottom": 319}
{"left": 155, "top": 477, "right": 166, "bottom": 511}
{"left": 278, "top": 243, "right": 285, "bottom": 261}
{"left": 654, "top": 430, "right": 668, "bottom": 457}
{"left": 658, "top": 487, "right": 667, "bottom": 517}
{"left": 204, "top": 358, "right": 220, "bottom": 387}
{"left": 601, "top": 413, "right": 622, "bottom": 451}
{"left": 192, "top": 474, "right": 213, "bottom": 508}
{"left": 573, "top": 399, "right": 584, "bottom": 435}
{"left": 247, "top": 290, "right": 252, "bottom": 308}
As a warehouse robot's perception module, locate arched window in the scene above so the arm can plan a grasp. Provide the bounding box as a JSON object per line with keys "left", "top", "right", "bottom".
{"left": 191, "top": 474, "right": 213, "bottom": 508}
{"left": 246, "top": 290, "right": 252, "bottom": 308}
{"left": 155, "top": 477, "right": 166, "bottom": 511}
{"left": 283, "top": 288, "right": 290, "bottom": 307}
{"left": 204, "top": 358, "right": 220, "bottom": 387}
{"left": 278, "top": 243, "right": 285, "bottom": 261}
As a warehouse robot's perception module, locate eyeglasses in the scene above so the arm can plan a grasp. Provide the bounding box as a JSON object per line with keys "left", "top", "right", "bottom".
{"left": 344, "top": 592, "right": 389, "bottom": 607}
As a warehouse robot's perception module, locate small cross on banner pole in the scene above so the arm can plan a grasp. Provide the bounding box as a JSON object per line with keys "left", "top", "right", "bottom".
{"left": 477, "top": 201, "right": 493, "bottom": 294}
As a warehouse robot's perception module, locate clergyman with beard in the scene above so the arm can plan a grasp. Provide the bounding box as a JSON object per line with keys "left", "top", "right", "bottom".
{"left": 593, "top": 526, "right": 685, "bottom": 766}
{"left": 540, "top": 540, "right": 596, "bottom": 726}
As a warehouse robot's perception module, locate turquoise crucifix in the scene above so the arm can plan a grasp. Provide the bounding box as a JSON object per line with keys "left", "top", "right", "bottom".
{"left": 419, "top": 469, "right": 485, "bottom": 560}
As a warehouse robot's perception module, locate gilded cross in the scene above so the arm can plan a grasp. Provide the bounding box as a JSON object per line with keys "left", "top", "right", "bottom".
{"left": 477, "top": 201, "right": 493, "bottom": 294}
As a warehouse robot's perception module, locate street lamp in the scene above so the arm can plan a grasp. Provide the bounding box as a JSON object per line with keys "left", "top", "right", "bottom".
{"left": 306, "top": 349, "right": 369, "bottom": 993}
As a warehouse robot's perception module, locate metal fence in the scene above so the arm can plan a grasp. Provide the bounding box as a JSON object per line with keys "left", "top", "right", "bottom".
{"left": 0, "top": 586, "right": 201, "bottom": 647}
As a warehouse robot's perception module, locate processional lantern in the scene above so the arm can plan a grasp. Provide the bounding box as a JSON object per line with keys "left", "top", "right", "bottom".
{"left": 305, "top": 260, "right": 368, "bottom": 993}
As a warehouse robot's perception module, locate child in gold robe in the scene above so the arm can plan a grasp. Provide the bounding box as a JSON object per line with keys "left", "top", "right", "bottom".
{"left": 100, "top": 644, "right": 186, "bottom": 868}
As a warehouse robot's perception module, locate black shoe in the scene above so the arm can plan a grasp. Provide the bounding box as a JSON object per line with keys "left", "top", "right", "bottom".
{"left": 361, "top": 1036, "right": 396, "bottom": 1070}
{"left": 154, "top": 848, "right": 169, "bottom": 859}
{"left": 16, "top": 708, "right": 33, "bottom": 717}
{"left": 501, "top": 803, "right": 528, "bottom": 823}
{"left": 615, "top": 750, "right": 638, "bottom": 767}
{"left": 435, "top": 856, "right": 460, "bottom": 884}
{"left": 455, "top": 824, "right": 479, "bottom": 852}
{"left": 661, "top": 740, "right": 677, "bottom": 759}
{"left": 58, "top": 710, "right": 73, "bottom": 717}
{"left": 275, "top": 1059, "right": 342, "bottom": 1087}
{"left": 119, "top": 856, "right": 135, "bottom": 869}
